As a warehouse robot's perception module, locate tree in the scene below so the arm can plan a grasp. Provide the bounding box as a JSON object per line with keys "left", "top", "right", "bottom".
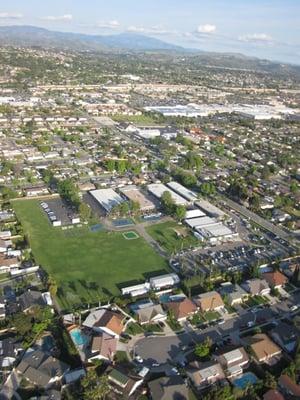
{"left": 130, "top": 200, "right": 140, "bottom": 214}
{"left": 174, "top": 168, "right": 197, "bottom": 188}
{"left": 11, "top": 313, "right": 32, "bottom": 336}
{"left": 292, "top": 265, "right": 300, "bottom": 285}
{"left": 57, "top": 179, "right": 80, "bottom": 209}
{"left": 264, "top": 371, "right": 277, "bottom": 389}
{"left": 200, "top": 182, "right": 216, "bottom": 196}
{"left": 79, "top": 202, "right": 91, "bottom": 221}
{"left": 48, "top": 275, "right": 58, "bottom": 297}
{"left": 161, "top": 191, "right": 176, "bottom": 215}
{"left": 194, "top": 337, "right": 212, "bottom": 359}
{"left": 182, "top": 151, "right": 203, "bottom": 170}
{"left": 82, "top": 370, "right": 110, "bottom": 400}
{"left": 175, "top": 205, "right": 186, "bottom": 221}
{"left": 105, "top": 159, "right": 115, "bottom": 172}
{"left": 116, "top": 160, "right": 128, "bottom": 174}
{"left": 249, "top": 194, "right": 260, "bottom": 211}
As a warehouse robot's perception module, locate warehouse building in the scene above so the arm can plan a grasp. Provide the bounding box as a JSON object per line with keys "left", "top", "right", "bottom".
{"left": 149, "top": 273, "right": 180, "bottom": 291}
{"left": 147, "top": 183, "right": 188, "bottom": 206}
{"left": 119, "top": 185, "right": 155, "bottom": 213}
{"left": 185, "top": 216, "right": 217, "bottom": 229}
{"left": 121, "top": 282, "right": 150, "bottom": 297}
{"left": 195, "top": 200, "right": 226, "bottom": 220}
{"left": 90, "top": 189, "right": 124, "bottom": 214}
{"left": 166, "top": 181, "right": 198, "bottom": 203}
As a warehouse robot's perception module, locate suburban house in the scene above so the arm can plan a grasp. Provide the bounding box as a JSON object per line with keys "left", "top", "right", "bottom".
{"left": 18, "top": 290, "right": 46, "bottom": 313}
{"left": 0, "top": 254, "right": 19, "bottom": 272}
{"left": 279, "top": 374, "right": 300, "bottom": 398}
{"left": 270, "top": 322, "right": 298, "bottom": 353}
{"left": 246, "top": 334, "right": 282, "bottom": 365}
{"left": 242, "top": 279, "right": 270, "bottom": 296}
{"left": 135, "top": 304, "right": 167, "bottom": 325}
{"left": 88, "top": 333, "right": 117, "bottom": 362}
{"left": 83, "top": 309, "right": 124, "bottom": 338}
{"left": 215, "top": 347, "right": 249, "bottom": 378}
{"left": 0, "top": 238, "right": 12, "bottom": 253}
{"left": 165, "top": 298, "right": 197, "bottom": 321}
{"left": 0, "top": 337, "right": 23, "bottom": 370}
{"left": 219, "top": 282, "right": 248, "bottom": 306}
{"left": 187, "top": 360, "right": 225, "bottom": 390}
{"left": 148, "top": 376, "right": 189, "bottom": 400}
{"left": 263, "top": 389, "right": 285, "bottom": 400}
{"left": 193, "top": 291, "right": 224, "bottom": 312}
{"left": 107, "top": 368, "right": 144, "bottom": 398}
{"left": 262, "top": 271, "right": 288, "bottom": 289}
{"left": 16, "top": 349, "right": 70, "bottom": 389}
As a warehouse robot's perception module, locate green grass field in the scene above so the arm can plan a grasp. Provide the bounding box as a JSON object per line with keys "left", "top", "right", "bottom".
{"left": 146, "top": 221, "right": 199, "bottom": 255}
{"left": 13, "top": 199, "right": 168, "bottom": 310}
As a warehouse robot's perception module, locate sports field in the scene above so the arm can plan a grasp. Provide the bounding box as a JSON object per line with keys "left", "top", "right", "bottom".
{"left": 146, "top": 221, "right": 199, "bottom": 255}
{"left": 13, "top": 199, "right": 168, "bottom": 310}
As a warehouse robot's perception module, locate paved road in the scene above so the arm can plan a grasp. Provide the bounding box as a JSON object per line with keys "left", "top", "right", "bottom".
{"left": 221, "top": 197, "right": 293, "bottom": 242}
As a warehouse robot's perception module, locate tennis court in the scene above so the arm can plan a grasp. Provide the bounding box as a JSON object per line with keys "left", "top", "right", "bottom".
{"left": 123, "top": 231, "right": 140, "bottom": 240}
{"left": 112, "top": 218, "right": 135, "bottom": 227}
{"left": 90, "top": 223, "right": 106, "bottom": 232}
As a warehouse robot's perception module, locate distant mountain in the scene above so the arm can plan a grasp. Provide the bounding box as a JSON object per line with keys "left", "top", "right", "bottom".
{"left": 0, "top": 25, "right": 299, "bottom": 76}
{"left": 0, "top": 25, "right": 183, "bottom": 52}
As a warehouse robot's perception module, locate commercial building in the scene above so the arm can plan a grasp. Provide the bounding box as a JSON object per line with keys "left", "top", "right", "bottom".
{"left": 184, "top": 214, "right": 238, "bottom": 244}
{"left": 185, "top": 209, "right": 206, "bottom": 219}
{"left": 136, "top": 128, "right": 160, "bottom": 139}
{"left": 166, "top": 181, "right": 198, "bottom": 203}
{"left": 147, "top": 183, "right": 188, "bottom": 206}
{"left": 90, "top": 188, "right": 124, "bottom": 213}
{"left": 119, "top": 185, "right": 155, "bottom": 213}
{"left": 195, "top": 200, "right": 226, "bottom": 220}
{"left": 149, "top": 273, "right": 180, "bottom": 291}
{"left": 121, "top": 282, "right": 150, "bottom": 297}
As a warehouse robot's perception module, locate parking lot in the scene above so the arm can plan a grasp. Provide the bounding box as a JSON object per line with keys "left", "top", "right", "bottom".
{"left": 173, "top": 241, "right": 293, "bottom": 278}
{"left": 42, "top": 198, "right": 77, "bottom": 226}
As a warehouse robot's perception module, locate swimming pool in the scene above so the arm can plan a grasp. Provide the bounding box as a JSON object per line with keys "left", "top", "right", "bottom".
{"left": 232, "top": 372, "right": 258, "bottom": 389}
{"left": 159, "top": 293, "right": 185, "bottom": 303}
{"left": 70, "top": 328, "right": 89, "bottom": 347}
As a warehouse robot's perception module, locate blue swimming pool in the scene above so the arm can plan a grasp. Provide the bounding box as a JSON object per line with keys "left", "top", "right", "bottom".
{"left": 159, "top": 293, "right": 185, "bottom": 303}
{"left": 70, "top": 328, "right": 89, "bottom": 347}
{"left": 233, "top": 372, "right": 258, "bottom": 389}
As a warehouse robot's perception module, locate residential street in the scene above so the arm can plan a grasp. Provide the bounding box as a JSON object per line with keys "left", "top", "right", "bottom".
{"left": 132, "top": 290, "right": 300, "bottom": 368}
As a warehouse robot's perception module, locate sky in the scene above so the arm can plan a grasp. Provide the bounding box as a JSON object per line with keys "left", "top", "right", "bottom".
{"left": 1, "top": 0, "right": 300, "bottom": 64}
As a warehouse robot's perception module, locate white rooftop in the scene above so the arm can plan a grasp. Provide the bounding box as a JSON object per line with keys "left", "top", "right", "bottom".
{"left": 167, "top": 181, "right": 198, "bottom": 202}
{"left": 147, "top": 183, "right": 188, "bottom": 206}
{"left": 223, "top": 349, "right": 243, "bottom": 364}
{"left": 90, "top": 188, "right": 124, "bottom": 212}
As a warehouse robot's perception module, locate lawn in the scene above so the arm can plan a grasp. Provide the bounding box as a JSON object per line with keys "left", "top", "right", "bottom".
{"left": 245, "top": 295, "right": 269, "bottom": 307}
{"left": 203, "top": 310, "right": 220, "bottom": 321}
{"left": 111, "top": 113, "right": 161, "bottom": 126}
{"left": 13, "top": 199, "right": 168, "bottom": 310}
{"left": 146, "top": 221, "right": 199, "bottom": 255}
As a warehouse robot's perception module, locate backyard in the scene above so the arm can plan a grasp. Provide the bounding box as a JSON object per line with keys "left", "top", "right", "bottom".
{"left": 13, "top": 199, "right": 168, "bottom": 310}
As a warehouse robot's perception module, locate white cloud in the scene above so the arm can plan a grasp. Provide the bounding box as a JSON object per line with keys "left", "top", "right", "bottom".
{"left": 127, "top": 25, "right": 171, "bottom": 35}
{"left": 238, "top": 33, "right": 273, "bottom": 43}
{"left": 197, "top": 24, "right": 216, "bottom": 34}
{"left": 41, "top": 14, "right": 73, "bottom": 22}
{"left": 97, "top": 20, "right": 120, "bottom": 29}
{"left": 0, "top": 12, "right": 23, "bottom": 19}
